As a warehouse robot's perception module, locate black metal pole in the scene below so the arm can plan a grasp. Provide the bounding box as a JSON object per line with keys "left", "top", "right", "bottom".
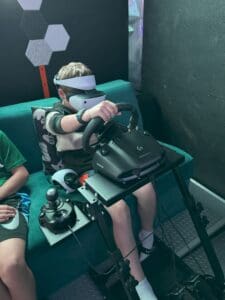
{"left": 173, "top": 167, "right": 225, "bottom": 288}
{"left": 92, "top": 202, "right": 116, "bottom": 251}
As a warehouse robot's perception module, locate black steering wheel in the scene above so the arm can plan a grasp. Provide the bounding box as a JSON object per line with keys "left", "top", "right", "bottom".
{"left": 82, "top": 103, "right": 139, "bottom": 154}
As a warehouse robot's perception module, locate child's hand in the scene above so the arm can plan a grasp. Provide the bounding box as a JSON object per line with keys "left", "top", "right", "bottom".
{"left": 83, "top": 100, "right": 118, "bottom": 122}
{"left": 0, "top": 205, "right": 16, "bottom": 222}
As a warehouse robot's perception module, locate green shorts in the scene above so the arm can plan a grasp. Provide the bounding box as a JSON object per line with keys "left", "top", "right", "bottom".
{"left": 0, "top": 195, "right": 28, "bottom": 243}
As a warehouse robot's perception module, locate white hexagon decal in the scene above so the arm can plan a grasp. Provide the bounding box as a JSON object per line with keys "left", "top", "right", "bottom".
{"left": 25, "top": 39, "right": 52, "bottom": 66}
{"left": 45, "top": 24, "right": 70, "bottom": 52}
{"left": 17, "top": 0, "right": 42, "bottom": 10}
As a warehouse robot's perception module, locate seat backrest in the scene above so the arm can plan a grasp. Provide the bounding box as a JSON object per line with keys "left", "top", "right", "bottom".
{"left": 0, "top": 80, "right": 143, "bottom": 173}
{"left": 0, "top": 97, "right": 58, "bottom": 173}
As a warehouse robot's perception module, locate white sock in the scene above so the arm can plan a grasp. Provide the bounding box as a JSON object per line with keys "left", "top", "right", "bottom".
{"left": 135, "top": 277, "right": 158, "bottom": 300}
{"left": 139, "top": 229, "right": 154, "bottom": 262}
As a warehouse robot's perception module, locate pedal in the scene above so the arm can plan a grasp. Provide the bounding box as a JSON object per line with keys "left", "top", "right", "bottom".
{"left": 203, "top": 275, "right": 225, "bottom": 299}
{"left": 89, "top": 256, "right": 138, "bottom": 300}
{"left": 184, "top": 275, "right": 218, "bottom": 300}
{"left": 166, "top": 285, "right": 195, "bottom": 299}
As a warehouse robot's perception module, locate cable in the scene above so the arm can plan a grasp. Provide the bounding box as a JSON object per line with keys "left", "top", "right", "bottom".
{"left": 123, "top": 231, "right": 154, "bottom": 260}
{"left": 68, "top": 225, "right": 116, "bottom": 276}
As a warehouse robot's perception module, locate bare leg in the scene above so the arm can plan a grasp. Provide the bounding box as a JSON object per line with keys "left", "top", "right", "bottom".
{"left": 133, "top": 182, "right": 156, "bottom": 262}
{"left": 0, "top": 238, "right": 36, "bottom": 300}
{"left": 105, "top": 199, "right": 158, "bottom": 299}
{"left": 0, "top": 279, "right": 11, "bottom": 300}
{"left": 105, "top": 200, "right": 145, "bottom": 282}
{"left": 133, "top": 182, "right": 156, "bottom": 231}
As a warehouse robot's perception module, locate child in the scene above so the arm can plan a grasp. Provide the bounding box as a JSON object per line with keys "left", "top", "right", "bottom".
{"left": 0, "top": 130, "right": 36, "bottom": 300}
{"left": 46, "top": 62, "right": 157, "bottom": 300}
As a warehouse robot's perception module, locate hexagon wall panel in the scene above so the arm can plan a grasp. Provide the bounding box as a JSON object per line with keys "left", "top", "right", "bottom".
{"left": 45, "top": 24, "right": 70, "bottom": 52}
{"left": 20, "top": 11, "right": 47, "bottom": 39}
{"left": 25, "top": 39, "right": 52, "bottom": 66}
{"left": 17, "top": 0, "right": 42, "bottom": 10}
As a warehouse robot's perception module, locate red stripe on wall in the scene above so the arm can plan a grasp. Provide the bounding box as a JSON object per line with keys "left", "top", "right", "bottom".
{"left": 39, "top": 65, "right": 50, "bottom": 98}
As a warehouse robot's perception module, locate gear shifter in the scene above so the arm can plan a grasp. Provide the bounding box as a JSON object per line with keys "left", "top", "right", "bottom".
{"left": 39, "top": 187, "right": 77, "bottom": 234}
{"left": 46, "top": 188, "right": 60, "bottom": 210}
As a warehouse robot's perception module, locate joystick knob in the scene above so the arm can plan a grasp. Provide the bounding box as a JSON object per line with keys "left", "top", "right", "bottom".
{"left": 46, "top": 187, "right": 59, "bottom": 210}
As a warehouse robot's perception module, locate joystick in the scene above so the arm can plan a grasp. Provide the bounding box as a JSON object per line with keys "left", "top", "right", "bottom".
{"left": 39, "top": 187, "right": 77, "bottom": 234}
{"left": 46, "top": 188, "right": 60, "bottom": 210}
{"left": 1, "top": 209, "right": 19, "bottom": 230}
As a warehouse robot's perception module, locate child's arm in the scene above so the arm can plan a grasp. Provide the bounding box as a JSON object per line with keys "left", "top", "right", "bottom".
{"left": 47, "top": 100, "right": 118, "bottom": 134}
{"left": 0, "top": 165, "right": 29, "bottom": 201}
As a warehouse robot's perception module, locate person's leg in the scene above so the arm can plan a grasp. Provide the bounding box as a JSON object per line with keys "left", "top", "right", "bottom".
{"left": 105, "top": 200, "right": 157, "bottom": 299}
{"left": 133, "top": 183, "right": 158, "bottom": 299}
{"left": 133, "top": 182, "right": 156, "bottom": 261}
{"left": 133, "top": 182, "right": 156, "bottom": 231}
{"left": 0, "top": 279, "right": 11, "bottom": 300}
{"left": 105, "top": 200, "right": 145, "bottom": 282}
{"left": 0, "top": 238, "right": 36, "bottom": 300}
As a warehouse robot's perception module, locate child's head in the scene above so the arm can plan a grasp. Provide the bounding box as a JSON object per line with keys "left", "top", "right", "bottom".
{"left": 54, "top": 62, "right": 105, "bottom": 111}
{"left": 55, "top": 62, "right": 92, "bottom": 95}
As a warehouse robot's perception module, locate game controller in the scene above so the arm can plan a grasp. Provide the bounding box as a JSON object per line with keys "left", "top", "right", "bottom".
{"left": 1, "top": 209, "right": 19, "bottom": 230}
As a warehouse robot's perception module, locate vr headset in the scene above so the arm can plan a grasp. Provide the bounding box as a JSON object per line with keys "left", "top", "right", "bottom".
{"left": 54, "top": 75, "right": 106, "bottom": 111}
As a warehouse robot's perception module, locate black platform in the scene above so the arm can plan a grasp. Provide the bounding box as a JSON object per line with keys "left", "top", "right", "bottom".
{"left": 79, "top": 147, "right": 184, "bottom": 207}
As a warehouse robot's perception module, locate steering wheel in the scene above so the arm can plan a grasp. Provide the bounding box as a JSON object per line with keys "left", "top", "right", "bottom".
{"left": 82, "top": 103, "right": 139, "bottom": 153}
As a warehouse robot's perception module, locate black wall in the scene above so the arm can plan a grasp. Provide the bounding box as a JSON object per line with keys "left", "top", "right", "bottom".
{"left": 142, "top": 0, "right": 225, "bottom": 198}
{"left": 0, "top": 0, "right": 128, "bottom": 106}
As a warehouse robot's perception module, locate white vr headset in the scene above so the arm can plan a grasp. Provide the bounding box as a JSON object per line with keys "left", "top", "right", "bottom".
{"left": 54, "top": 75, "right": 106, "bottom": 111}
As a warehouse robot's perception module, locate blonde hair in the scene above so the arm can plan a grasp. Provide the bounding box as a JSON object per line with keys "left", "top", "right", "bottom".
{"left": 56, "top": 62, "right": 92, "bottom": 93}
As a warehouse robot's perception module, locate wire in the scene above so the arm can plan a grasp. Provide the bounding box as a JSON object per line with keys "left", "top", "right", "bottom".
{"left": 69, "top": 223, "right": 155, "bottom": 275}
{"left": 123, "top": 231, "right": 154, "bottom": 260}
{"left": 68, "top": 223, "right": 154, "bottom": 274}
{"left": 67, "top": 225, "right": 116, "bottom": 276}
